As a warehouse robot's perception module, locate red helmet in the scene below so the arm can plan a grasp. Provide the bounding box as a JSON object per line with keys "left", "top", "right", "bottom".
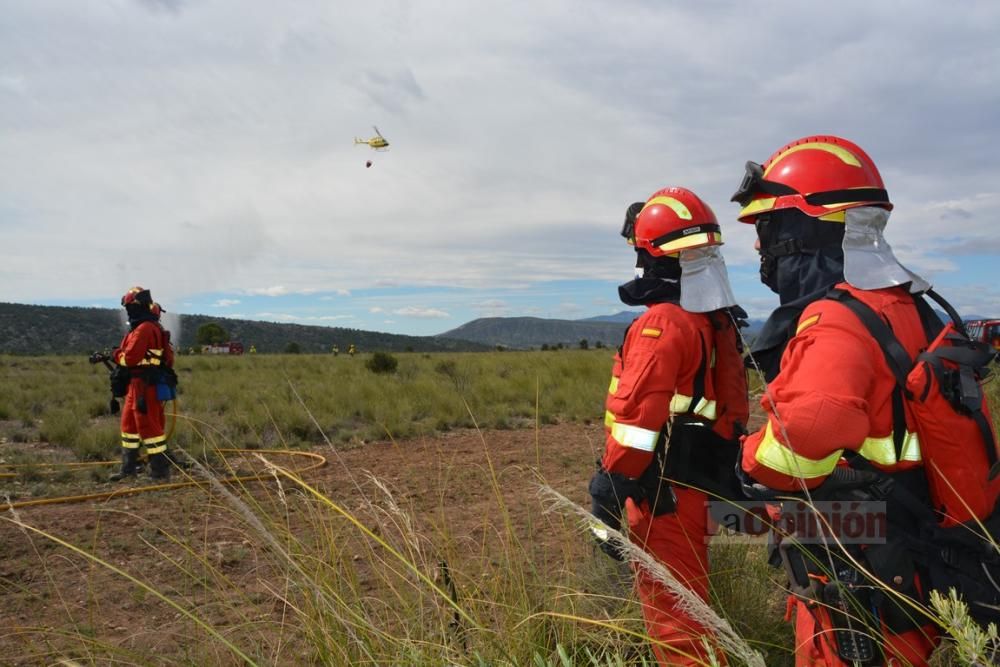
{"left": 731, "top": 135, "right": 892, "bottom": 223}
{"left": 634, "top": 187, "right": 722, "bottom": 257}
{"left": 121, "top": 286, "right": 152, "bottom": 308}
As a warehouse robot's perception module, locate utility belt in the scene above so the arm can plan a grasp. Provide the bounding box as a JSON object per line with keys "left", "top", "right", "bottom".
{"left": 774, "top": 462, "right": 1000, "bottom": 662}
{"left": 638, "top": 417, "right": 745, "bottom": 516}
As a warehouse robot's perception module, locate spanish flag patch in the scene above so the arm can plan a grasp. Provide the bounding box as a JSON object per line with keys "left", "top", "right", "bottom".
{"left": 795, "top": 313, "right": 822, "bottom": 335}
{"left": 640, "top": 327, "right": 662, "bottom": 338}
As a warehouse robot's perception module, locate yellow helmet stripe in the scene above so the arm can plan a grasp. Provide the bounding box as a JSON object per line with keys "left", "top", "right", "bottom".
{"left": 763, "top": 141, "right": 862, "bottom": 177}
{"left": 655, "top": 231, "right": 722, "bottom": 253}
{"left": 643, "top": 196, "right": 692, "bottom": 220}
{"left": 737, "top": 196, "right": 777, "bottom": 220}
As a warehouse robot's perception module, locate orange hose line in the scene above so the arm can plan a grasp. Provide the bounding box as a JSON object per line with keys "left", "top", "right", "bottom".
{"left": 1, "top": 449, "right": 327, "bottom": 510}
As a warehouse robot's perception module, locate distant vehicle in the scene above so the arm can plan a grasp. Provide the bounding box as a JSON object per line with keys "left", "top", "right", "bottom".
{"left": 964, "top": 319, "right": 1000, "bottom": 351}
{"left": 355, "top": 126, "right": 389, "bottom": 151}
{"left": 202, "top": 341, "right": 245, "bottom": 355}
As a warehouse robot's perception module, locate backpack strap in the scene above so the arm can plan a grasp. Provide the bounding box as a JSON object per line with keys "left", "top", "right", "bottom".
{"left": 826, "top": 289, "right": 913, "bottom": 391}
{"left": 830, "top": 288, "right": 1000, "bottom": 477}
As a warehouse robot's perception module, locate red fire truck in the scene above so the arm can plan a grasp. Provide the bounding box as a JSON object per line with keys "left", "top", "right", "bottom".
{"left": 965, "top": 319, "right": 1000, "bottom": 351}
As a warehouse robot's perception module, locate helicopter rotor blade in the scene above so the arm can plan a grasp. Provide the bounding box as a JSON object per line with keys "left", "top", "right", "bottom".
{"left": 373, "top": 125, "right": 384, "bottom": 139}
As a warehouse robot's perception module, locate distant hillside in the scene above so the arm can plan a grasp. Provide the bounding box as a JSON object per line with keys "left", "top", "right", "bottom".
{"left": 580, "top": 311, "right": 642, "bottom": 324}
{"left": 438, "top": 317, "right": 628, "bottom": 349}
{"left": 0, "top": 303, "right": 490, "bottom": 355}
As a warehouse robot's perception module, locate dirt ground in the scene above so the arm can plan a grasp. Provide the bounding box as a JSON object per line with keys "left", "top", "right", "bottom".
{"left": 0, "top": 423, "right": 610, "bottom": 665}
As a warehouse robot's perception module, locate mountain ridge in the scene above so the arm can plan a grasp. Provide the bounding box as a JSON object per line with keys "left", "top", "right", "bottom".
{"left": 0, "top": 302, "right": 490, "bottom": 355}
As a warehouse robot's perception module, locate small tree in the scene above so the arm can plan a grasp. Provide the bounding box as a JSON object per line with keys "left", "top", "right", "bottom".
{"left": 284, "top": 341, "right": 301, "bottom": 354}
{"left": 196, "top": 322, "right": 229, "bottom": 346}
{"left": 366, "top": 351, "right": 398, "bottom": 374}
{"left": 595, "top": 340, "right": 605, "bottom": 349}
{"left": 579, "top": 339, "right": 589, "bottom": 350}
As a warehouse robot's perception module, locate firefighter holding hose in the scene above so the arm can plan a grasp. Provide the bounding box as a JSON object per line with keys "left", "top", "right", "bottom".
{"left": 107, "top": 286, "right": 176, "bottom": 482}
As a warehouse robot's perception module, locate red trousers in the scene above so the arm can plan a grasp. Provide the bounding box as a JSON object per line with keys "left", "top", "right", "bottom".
{"left": 119, "top": 379, "right": 167, "bottom": 454}
{"left": 788, "top": 595, "right": 938, "bottom": 666}
{"left": 626, "top": 487, "right": 725, "bottom": 666}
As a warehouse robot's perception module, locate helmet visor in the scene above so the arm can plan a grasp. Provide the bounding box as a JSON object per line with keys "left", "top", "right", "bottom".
{"left": 731, "top": 161, "right": 765, "bottom": 206}
{"left": 731, "top": 160, "right": 799, "bottom": 208}
{"left": 620, "top": 201, "right": 645, "bottom": 244}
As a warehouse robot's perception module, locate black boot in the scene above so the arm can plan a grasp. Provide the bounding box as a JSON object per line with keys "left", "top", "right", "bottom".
{"left": 148, "top": 452, "right": 171, "bottom": 481}
{"left": 109, "top": 449, "right": 140, "bottom": 482}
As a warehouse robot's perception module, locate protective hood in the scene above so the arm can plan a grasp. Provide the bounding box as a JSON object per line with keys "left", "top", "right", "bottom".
{"left": 679, "top": 246, "right": 737, "bottom": 313}
{"left": 127, "top": 309, "right": 158, "bottom": 331}
{"left": 618, "top": 277, "right": 681, "bottom": 307}
{"left": 842, "top": 207, "right": 930, "bottom": 293}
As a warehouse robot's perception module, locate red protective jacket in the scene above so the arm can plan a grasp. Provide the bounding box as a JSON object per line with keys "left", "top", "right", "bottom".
{"left": 741, "top": 283, "right": 927, "bottom": 491}
{"left": 602, "top": 303, "right": 748, "bottom": 479}
{"left": 115, "top": 320, "right": 174, "bottom": 373}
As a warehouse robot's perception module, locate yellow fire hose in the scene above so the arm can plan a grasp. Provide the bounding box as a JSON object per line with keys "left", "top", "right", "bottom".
{"left": 1, "top": 448, "right": 327, "bottom": 510}
{"left": 2, "top": 390, "right": 327, "bottom": 510}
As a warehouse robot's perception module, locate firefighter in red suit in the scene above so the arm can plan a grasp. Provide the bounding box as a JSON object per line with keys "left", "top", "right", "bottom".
{"left": 731, "top": 136, "right": 941, "bottom": 666}
{"left": 589, "top": 188, "right": 750, "bottom": 666}
{"left": 111, "top": 286, "right": 175, "bottom": 482}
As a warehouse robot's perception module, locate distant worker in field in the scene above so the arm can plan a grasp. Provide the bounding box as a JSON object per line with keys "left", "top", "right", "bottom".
{"left": 331, "top": 344, "right": 339, "bottom": 356}
{"left": 109, "top": 287, "right": 177, "bottom": 482}
{"left": 348, "top": 344, "right": 356, "bottom": 357}
{"left": 249, "top": 344, "right": 257, "bottom": 354}
{"left": 589, "top": 190, "right": 749, "bottom": 665}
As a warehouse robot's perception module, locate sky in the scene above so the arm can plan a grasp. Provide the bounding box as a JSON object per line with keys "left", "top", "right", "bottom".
{"left": 3, "top": 0, "right": 1000, "bottom": 340}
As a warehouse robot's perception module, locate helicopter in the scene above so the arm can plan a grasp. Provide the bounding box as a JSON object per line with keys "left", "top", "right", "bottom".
{"left": 355, "top": 126, "right": 389, "bottom": 151}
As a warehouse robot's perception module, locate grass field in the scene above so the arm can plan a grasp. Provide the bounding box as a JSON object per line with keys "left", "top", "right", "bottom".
{"left": 1, "top": 350, "right": 997, "bottom": 665}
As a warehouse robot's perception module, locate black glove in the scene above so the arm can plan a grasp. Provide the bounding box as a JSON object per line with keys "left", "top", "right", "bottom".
{"left": 88, "top": 351, "right": 108, "bottom": 365}
{"left": 588, "top": 465, "right": 642, "bottom": 561}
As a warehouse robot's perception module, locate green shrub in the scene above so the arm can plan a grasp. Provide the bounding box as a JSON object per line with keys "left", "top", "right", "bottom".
{"left": 366, "top": 351, "right": 399, "bottom": 375}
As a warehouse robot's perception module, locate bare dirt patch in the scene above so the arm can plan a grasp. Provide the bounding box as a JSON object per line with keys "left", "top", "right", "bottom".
{"left": 1, "top": 423, "right": 607, "bottom": 665}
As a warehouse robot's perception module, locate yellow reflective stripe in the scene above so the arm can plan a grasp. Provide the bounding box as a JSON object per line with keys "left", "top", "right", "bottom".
{"left": 738, "top": 196, "right": 777, "bottom": 219}
{"left": 858, "top": 432, "right": 922, "bottom": 465}
{"left": 121, "top": 433, "right": 141, "bottom": 449}
{"left": 609, "top": 420, "right": 659, "bottom": 452}
{"left": 655, "top": 231, "right": 723, "bottom": 254}
{"left": 640, "top": 327, "right": 662, "bottom": 338}
{"left": 146, "top": 443, "right": 167, "bottom": 455}
{"left": 604, "top": 410, "right": 615, "bottom": 428}
{"left": 608, "top": 376, "right": 619, "bottom": 395}
{"left": 143, "top": 434, "right": 167, "bottom": 445}
{"left": 900, "top": 432, "right": 922, "bottom": 462}
{"left": 754, "top": 421, "right": 842, "bottom": 479}
{"left": 764, "top": 142, "right": 861, "bottom": 177}
{"left": 693, "top": 397, "right": 717, "bottom": 420}
{"left": 644, "top": 195, "right": 692, "bottom": 220}
{"left": 669, "top": 393, "right": 717, "bottom": 419}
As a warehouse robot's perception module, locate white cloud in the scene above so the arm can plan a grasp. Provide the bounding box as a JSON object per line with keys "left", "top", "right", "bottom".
{"left": 472, "top": 299, "right": 510, "bottom": 317}
{"left": 320, "top": 289, "right": 352, "bottom": 299}
{"left": 369, "top": 306, "right": 384, "bottom": 313}
{"left": 213, "top": 298, "right": 241, "bottom": 307}
{"left": 392, "top": 307, "right": 450, "bottom": 319}
{"left": 1, "top": 0, "right": 998, "bottom": 325}
{"left": 246, "top": 286, "right": 290, "bottom": 297}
